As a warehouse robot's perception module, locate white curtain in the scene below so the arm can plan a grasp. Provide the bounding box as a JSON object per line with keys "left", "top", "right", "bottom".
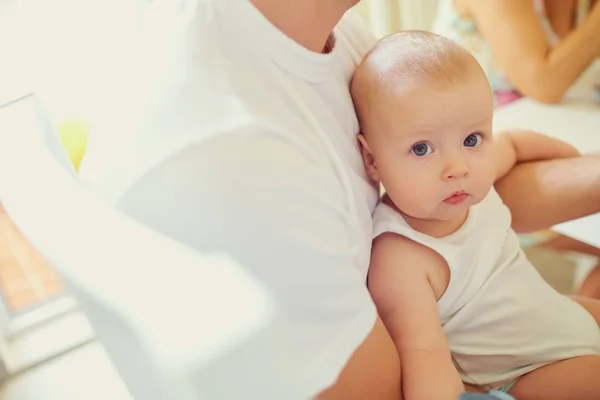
{"left": 353, "top": 0, "right": 439, "bottom": 38}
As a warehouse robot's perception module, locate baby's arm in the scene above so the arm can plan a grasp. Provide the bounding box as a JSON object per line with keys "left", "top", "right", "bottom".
{"left": 368, "top": 233, "right": 463, "bottom": 400}
{"left": 494, "top": 130, "right": 580, "bottom": 181}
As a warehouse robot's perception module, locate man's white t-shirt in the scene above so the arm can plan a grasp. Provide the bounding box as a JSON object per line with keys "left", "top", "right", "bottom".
{"left": 79, "top": 0, "right": 379, "bottom": 398}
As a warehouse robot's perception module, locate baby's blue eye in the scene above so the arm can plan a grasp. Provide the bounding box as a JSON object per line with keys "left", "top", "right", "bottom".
{"left": 464, "top": 133, "right": 483, "bottom": 147}
{"left": 410, "top": 142, "right": 433, "bottom": 157}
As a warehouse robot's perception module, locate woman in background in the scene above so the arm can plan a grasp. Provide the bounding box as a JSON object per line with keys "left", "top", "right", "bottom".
{"left": 434, "top": 0, "right": 600, "bottom": 105}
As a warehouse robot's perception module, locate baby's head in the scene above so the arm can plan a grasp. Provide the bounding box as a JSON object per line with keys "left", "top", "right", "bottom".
{"left": 351, "top": 30, "right": 495, "bottom": 223}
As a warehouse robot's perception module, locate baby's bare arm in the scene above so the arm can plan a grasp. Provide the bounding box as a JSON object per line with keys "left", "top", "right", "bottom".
{"left": 494, "top": 130, "right": 581, "bottom": 181}
{"left": 368, "top": 233, "right": 463, "bottom": 400}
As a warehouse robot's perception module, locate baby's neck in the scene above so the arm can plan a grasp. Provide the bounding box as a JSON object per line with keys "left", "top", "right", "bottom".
{"left": 406, "top": 213, "right": 468, "bottom": 238}
{"left": 382, "top": 196, "right": 468, "bottom": 238}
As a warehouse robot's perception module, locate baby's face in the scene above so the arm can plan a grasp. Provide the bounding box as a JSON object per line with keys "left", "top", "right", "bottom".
{"left": 361, "top": 75, "right": 495, "bottom": 222}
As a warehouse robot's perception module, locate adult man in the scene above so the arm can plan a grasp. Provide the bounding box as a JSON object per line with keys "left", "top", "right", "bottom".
{"left": 79, "top": 0, "right": 600, "bottom": 398}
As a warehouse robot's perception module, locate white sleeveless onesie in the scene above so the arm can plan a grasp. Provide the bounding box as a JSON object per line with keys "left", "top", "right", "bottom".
{"left": 373, "top": 188, "right": 600, "bottom": 387}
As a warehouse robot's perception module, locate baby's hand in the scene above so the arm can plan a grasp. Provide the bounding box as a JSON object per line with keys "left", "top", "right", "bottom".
{"left": 494, "top": 130, "right": 581, "bottom": 181}
{"left": 504, "top": 129, "right": 581, "bottom": 158}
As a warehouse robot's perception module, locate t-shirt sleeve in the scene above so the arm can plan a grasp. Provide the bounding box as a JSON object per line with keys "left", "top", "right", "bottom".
{"left": 115, "top": 128, "right": 377, "bottom": 399}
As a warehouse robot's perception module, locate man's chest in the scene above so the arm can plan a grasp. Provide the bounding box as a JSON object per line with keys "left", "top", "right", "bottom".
{"left": 245, "top": 69, "right": 378, "bottom": 272}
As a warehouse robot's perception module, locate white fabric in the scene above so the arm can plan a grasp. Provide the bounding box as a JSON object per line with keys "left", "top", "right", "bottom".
{"left": 373, "top": 188, "right": 600, "bottom": 387}
{"left": 0, "top": 93, "right": 272, "bottom": 400}
{"left": 79, "top": 0, "right": 379, "bottom": 398}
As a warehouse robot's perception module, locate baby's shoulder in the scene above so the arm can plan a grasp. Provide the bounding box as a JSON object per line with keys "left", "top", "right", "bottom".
{"left": 373, "top": 231, "right": 447, "bottom": 268}
{"left": 371, "top": 231, "right": 451, "bottom": 300}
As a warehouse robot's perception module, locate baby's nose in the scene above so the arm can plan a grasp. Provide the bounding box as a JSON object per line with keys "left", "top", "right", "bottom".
{"left": 443, "top": 157, "right": 469, "bottom": 180}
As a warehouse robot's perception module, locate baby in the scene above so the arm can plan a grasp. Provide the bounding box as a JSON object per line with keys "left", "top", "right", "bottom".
{"left": 351, "top": 31, "right": 600, "bottom": 400}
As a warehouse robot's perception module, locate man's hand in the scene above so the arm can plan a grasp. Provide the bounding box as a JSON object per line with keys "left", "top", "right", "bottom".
{"left": 496, "top": 153, "right": 600, "bottom": 232}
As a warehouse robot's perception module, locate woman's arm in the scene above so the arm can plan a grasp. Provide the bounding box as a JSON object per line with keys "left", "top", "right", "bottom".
{"left": 465, "top": 0, "right": 600, "bottom": 103}
{"left": 545, "top": 0, "right": 576, "bottom": 38}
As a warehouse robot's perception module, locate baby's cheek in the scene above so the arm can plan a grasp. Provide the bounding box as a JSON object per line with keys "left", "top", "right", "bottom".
{"left": 474, "top": 168, "right": 496, "bottom": 200}
{"left": 473, "top": 156, "right": 495, "bottom": 180}
{"left": 395, "top": 192, "right": 432, "bottom": 218}
{"left": 383, "top": 169, "right": 435, "bottom": 211}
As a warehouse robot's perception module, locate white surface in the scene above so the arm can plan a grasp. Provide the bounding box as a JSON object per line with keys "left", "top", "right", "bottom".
{"left": 554, "top": 215, "right": 600, "bottom": 249}
{"left": 493, "top": 98, "right": 600, "bottom": 153}
{"left": 493, "top": 64, "right": 600, "bottom": 248}
{"left": 4, "top": 311, "right": 94, "bottom": 374}
{"left": 1, "top": 341, "right": 132, "bottom": 400}
{"left": 0, "top": 93, "right": 274, "bottom": 400}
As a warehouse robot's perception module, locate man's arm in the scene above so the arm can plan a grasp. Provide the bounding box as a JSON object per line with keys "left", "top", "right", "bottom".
{"left": 317, "top": 317, "right": 401, "bottom": 400}
{"left": 496, "top": 153, "right": 600, "bottom": 233}
{"left": 368, "top": 233, "right": 463, "bottom": 400}
{"left": 493, "top": 130, "right": 599, "bottom": 232}
{"left": 116, "top": 130, "right": 401, "bottom": 400}
{"left": 494, "top": 130, "right": 580, "bottom": 181}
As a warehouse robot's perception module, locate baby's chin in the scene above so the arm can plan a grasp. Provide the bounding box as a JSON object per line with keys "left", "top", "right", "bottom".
{"left": 435, "top": 207, "right": 470, "bottom": 222}
{"left": 388, "top": 190, "right": 488, "bottom": 222}
{"left": 401, "top": 198, "right": 477, "bottom": 223}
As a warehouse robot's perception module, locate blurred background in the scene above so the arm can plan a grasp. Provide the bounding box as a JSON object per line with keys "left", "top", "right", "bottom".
{"left": 0, "top": 0, "right": 597, "bottom": 399}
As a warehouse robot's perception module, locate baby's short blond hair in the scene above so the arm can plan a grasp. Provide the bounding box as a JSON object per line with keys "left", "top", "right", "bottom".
{"left": 351, "top": 30, "right": 486, "bottom": 137}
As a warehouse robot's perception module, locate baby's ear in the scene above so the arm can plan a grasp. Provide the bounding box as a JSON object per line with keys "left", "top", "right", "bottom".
{"left": 357, "top": 133, "right": 380, "bottom": 182}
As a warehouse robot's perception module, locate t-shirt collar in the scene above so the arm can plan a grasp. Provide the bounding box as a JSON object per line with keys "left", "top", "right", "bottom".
{"left": 221, "top": 0, "right": 341, "bottom": 83}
